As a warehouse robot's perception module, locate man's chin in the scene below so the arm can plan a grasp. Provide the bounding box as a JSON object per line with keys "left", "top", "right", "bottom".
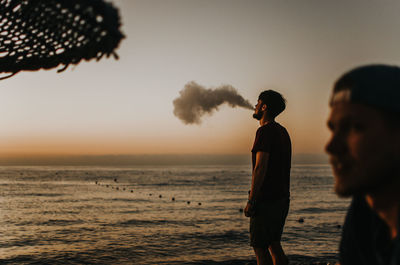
{"left": 334, "top": 178, "right": 358, "bottom": 197}
{"left": 334, "top": 186, "right": 354, "bottom": 198}
{"left": 334, "top": 181, "right": 372, "bottom": 198}
{"left": 334, "top": 169, "right": 392, "bottom": 197}
{"left": 252, "top": 113, "right": 261, "bottom": 120}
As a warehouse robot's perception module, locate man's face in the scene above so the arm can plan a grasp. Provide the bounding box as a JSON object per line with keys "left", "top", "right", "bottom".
{"left": 326, "top": 102, "right": 400, "bottom": 197}
{"left": 253, "top": 99, "right": 265, "bottom": 120}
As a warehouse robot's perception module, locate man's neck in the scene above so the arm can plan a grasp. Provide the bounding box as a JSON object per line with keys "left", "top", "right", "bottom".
{"left": 365, "top": 187, "right": 400, "bottom": 240}
{"left": 259, "top": 117, "right": 275, "bottom": 126}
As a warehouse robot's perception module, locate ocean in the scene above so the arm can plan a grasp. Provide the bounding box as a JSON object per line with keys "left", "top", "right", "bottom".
{"left": 0, "top": 163, "right": 350, "bottom": 264}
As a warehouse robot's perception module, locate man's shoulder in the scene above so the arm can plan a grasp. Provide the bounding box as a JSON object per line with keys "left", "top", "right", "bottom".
{"left": 255, "top": 123, "right": 290, "bottom": 144}
{"left": 255, "top": 123, "right": 271, "bottom": 135}
{"left": 340, "top": 196, "right": 376, "bottom": 264}
{"left": 343, "top": 196, "right": 380, "bottom": 240}
{"left": 254, "top": 123, "right": 291, "bottom": 148}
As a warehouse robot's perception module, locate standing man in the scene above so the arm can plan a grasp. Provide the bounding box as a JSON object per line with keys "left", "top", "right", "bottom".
{"left": 244, "top": 90, "right": 291, "bottom": 265}
{"left": 326, "top": 64, "right": 400, "bottom": 265}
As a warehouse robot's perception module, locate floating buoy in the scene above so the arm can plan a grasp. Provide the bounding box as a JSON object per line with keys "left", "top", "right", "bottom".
{"left": 198, "top": 202, "right": 202, "bottom": 206}
{"left": 114, "top": 178, "right": 118, "bottom": 182}
{"left": 131, "top": 190, "right": 133, "bottom": 193}
{"left": 298, "top": 217, "right": 305, "bottom": 223}
{"left": 187, "top": 201, "right": 190, "bottom": 204}
{"left": 159, "top": 195, "right": 162, "bottom": 198}
{"left": 149, "top": 193, "right": 152, "bottom": 196}
{"left": 172, "top": 197, "right": 175, "bottom": 201}
{"left": 239, "top": 208, "right": 243, "bottom": 212}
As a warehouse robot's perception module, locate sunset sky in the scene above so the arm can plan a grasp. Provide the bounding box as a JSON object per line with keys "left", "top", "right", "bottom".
{"left": 1, "top": 0, "right": 400, "bottom": 156}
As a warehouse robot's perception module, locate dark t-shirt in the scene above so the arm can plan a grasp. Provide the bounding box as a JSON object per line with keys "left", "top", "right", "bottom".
{"left": 251, "top": 122, "right": 291, "bottom": 201}
{"left": 340, "top": 196, "right": 400, "bottom": 265}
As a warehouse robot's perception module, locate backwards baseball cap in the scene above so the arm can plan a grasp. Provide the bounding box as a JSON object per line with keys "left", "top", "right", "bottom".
{"left": 330, "top": 64, "right": 400, "bottom": 114}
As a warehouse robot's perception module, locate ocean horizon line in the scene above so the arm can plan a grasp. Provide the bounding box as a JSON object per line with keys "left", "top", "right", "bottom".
{"left": 0, "top": 153, "right": 328, "bottom": 166}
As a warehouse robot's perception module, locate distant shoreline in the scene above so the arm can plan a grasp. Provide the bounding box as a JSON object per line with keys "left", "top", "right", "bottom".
{"left": 0, "top": 153, "right": 328, "bottom": 166}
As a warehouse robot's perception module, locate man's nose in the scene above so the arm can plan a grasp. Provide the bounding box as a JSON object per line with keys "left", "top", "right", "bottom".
{"left": 325, "top": 132, "right": 346, "bottom": 155}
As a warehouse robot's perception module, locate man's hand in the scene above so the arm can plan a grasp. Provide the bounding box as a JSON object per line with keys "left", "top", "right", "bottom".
{"left": 244, "top": 201, "right": 255, "bottom": 217}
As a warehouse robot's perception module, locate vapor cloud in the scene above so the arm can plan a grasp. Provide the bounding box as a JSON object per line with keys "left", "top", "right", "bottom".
{"left": 173, "top": 81, "right": 253, "bottom": 124}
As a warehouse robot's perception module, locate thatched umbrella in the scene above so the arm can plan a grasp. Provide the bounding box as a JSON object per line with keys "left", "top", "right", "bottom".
{"left": 0, "top": 0, "right": 124, "bottom": 79}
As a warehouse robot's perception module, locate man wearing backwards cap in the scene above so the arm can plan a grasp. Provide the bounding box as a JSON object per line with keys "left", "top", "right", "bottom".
{"left": 326, "top": 64, "right": 400, "bottom": 265}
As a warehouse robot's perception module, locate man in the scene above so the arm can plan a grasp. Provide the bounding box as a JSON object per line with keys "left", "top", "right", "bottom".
{"left": 326, "top": 64, "right": 400, "bottom": 265}
{"left": 244, "top": 90, "right": 291, "bottom": 265}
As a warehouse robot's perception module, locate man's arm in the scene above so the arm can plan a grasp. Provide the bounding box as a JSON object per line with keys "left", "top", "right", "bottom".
{"left": 244, "top": 151, "right": 269, "bottom": 217}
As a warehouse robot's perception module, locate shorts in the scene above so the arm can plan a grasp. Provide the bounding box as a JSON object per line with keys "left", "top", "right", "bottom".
{"left": 250, "top": 197, "right": 290, "bottom": 248}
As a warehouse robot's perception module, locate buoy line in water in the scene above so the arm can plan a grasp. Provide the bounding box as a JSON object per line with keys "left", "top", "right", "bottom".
{"left": 94, "top": 181, "right": 252, "bottom": 213}
{"left": 92, "top": 180, "right": 332, "bottom": 218}
{"left": 93, "top": 180, "right": 204, "bottom": 206}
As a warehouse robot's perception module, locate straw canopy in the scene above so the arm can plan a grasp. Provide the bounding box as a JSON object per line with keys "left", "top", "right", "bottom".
{"left": 0, "top": 0, "right": 124, "bottom": 79}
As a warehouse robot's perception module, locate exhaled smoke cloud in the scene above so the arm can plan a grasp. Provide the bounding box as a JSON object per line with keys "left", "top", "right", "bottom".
{"left": 173, "top": 81, "right": 253, "bottom": 124}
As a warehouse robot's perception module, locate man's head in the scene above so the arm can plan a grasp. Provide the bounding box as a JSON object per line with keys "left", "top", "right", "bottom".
{"left": 253, "top": 90, "right": 286, "bottom": 121}
{"left": 326, "top": 64, "right": 400, "bottom": 197}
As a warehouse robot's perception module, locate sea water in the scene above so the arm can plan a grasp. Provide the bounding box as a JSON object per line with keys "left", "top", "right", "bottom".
{"left": 0, "top": 164, "right": 350, "bottom": 264}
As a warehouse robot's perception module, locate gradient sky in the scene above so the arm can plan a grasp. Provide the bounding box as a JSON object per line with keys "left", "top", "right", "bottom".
{"left": 1, "top": 0, "right": 400, "bottom": 156}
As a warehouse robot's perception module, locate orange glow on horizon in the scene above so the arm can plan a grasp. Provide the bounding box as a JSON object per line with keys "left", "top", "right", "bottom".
{"left": 0, "top": 123, "right": 329, "bottom": 156}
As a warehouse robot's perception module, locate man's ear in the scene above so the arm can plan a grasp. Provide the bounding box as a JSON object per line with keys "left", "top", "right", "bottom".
{"left": 261, "top": 104, "right": 267, "bottom": 111}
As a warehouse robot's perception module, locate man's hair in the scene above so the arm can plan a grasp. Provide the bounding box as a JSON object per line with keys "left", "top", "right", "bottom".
{"left": 258, "top": 90, "right": 286, "bottom": 118}
{"left": 332, "top": 64, "right": 400, "bottom": 127}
